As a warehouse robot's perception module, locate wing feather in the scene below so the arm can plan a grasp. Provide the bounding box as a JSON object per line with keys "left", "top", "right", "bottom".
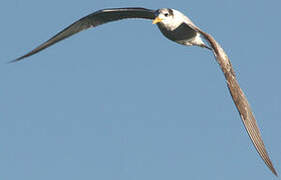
{"left": 10, "top": 7, "right": 155, "bottom": 62}
{"left": 195, "top": 28, "right": 277, "bottom": 176}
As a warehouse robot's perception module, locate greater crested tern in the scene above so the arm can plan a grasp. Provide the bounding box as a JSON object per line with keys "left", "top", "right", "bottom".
{"left": 10, "top": 7, "right": 277, "bottom": 176}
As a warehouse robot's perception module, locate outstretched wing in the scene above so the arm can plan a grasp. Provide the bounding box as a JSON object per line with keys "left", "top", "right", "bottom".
{"left": 195, "top": 28, "right": 277, "bottom": 176}
{"left": 10, "top": 7, "right": 155, "bottom": 62}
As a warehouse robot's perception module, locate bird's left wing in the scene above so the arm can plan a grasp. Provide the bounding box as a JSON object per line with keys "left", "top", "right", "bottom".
{"left": 193, "top": 27, "right": 277, "bottom": 176}
{"left": 10, "top": 7, "right": 155, "bottom": 62}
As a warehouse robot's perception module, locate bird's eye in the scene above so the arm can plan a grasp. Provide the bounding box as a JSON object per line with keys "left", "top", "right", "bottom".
{"left": 164, "top": 13, "right": 169, "bottom": 17}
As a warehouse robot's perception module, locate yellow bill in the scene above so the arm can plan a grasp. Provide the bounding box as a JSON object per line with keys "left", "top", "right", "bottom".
{"left": 152, "top": 17, "right": 163, "bottom": 24}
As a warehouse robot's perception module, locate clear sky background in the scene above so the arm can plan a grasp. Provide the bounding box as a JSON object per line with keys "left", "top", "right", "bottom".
{"left": 1, "top": 0, "right": 281, "bottom": 179}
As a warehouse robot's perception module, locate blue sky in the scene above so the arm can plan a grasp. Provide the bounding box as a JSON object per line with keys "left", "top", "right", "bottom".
{"left": 1, "top": 0, "right": 281, "bottom": 179}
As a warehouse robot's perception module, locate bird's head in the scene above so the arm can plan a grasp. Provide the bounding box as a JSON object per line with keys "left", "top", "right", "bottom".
{"left": 153, "top": 8, "right": 174, "bottom": 25}
{"left": 153, "top": 8, "right": 185, "bottom": 30}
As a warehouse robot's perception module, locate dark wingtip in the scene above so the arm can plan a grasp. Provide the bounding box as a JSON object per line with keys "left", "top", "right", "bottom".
{"left": 8, "top": 53, "right": 33, "bottom": 64}
{"left": 7, "top": 57, "right": 22, "bottom": 64}
{"left": 271, "top": 167, "right": 278, "bottom": 177}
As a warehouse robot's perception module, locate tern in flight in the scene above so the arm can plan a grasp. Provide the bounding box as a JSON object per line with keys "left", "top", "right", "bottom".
{"left": 10, "top": 7, "right": 277, "bottom": 176}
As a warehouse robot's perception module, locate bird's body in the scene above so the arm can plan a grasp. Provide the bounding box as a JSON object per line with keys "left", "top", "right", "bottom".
{"left": 157, "top": 18, "right": 204, "bottom": 45}
{"left": 155, "top": 9, "right": 209, "bottom": 49}
{"left": 10, "top": 7, "right": 277, "bottom": 176}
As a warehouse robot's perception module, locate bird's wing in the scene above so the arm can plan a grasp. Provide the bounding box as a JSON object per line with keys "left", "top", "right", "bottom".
{"left": 10, "top": 7, "right": 155, "bottom": 62}
{"left": 193, "top": 27, "right": 277, "bottom": 176}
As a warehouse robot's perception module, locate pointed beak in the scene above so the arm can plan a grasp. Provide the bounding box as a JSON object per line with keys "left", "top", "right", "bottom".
{"left": 152, "top": 17, "right": 163, "bottom": 24}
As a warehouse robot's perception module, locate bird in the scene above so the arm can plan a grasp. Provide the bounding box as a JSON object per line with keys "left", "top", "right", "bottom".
{"left": 10, "top": 7, "right": 277, "bottom": 176}
{"left": 10, "top": 8, "right": 211, "bottom": 62}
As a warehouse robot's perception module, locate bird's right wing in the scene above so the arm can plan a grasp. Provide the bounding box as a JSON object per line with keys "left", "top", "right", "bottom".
{"left": 194, "top": 27, "right": 277, "bottom": 176}
{"left": 10, "top": 7, "right": 155, "bottom": 62}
